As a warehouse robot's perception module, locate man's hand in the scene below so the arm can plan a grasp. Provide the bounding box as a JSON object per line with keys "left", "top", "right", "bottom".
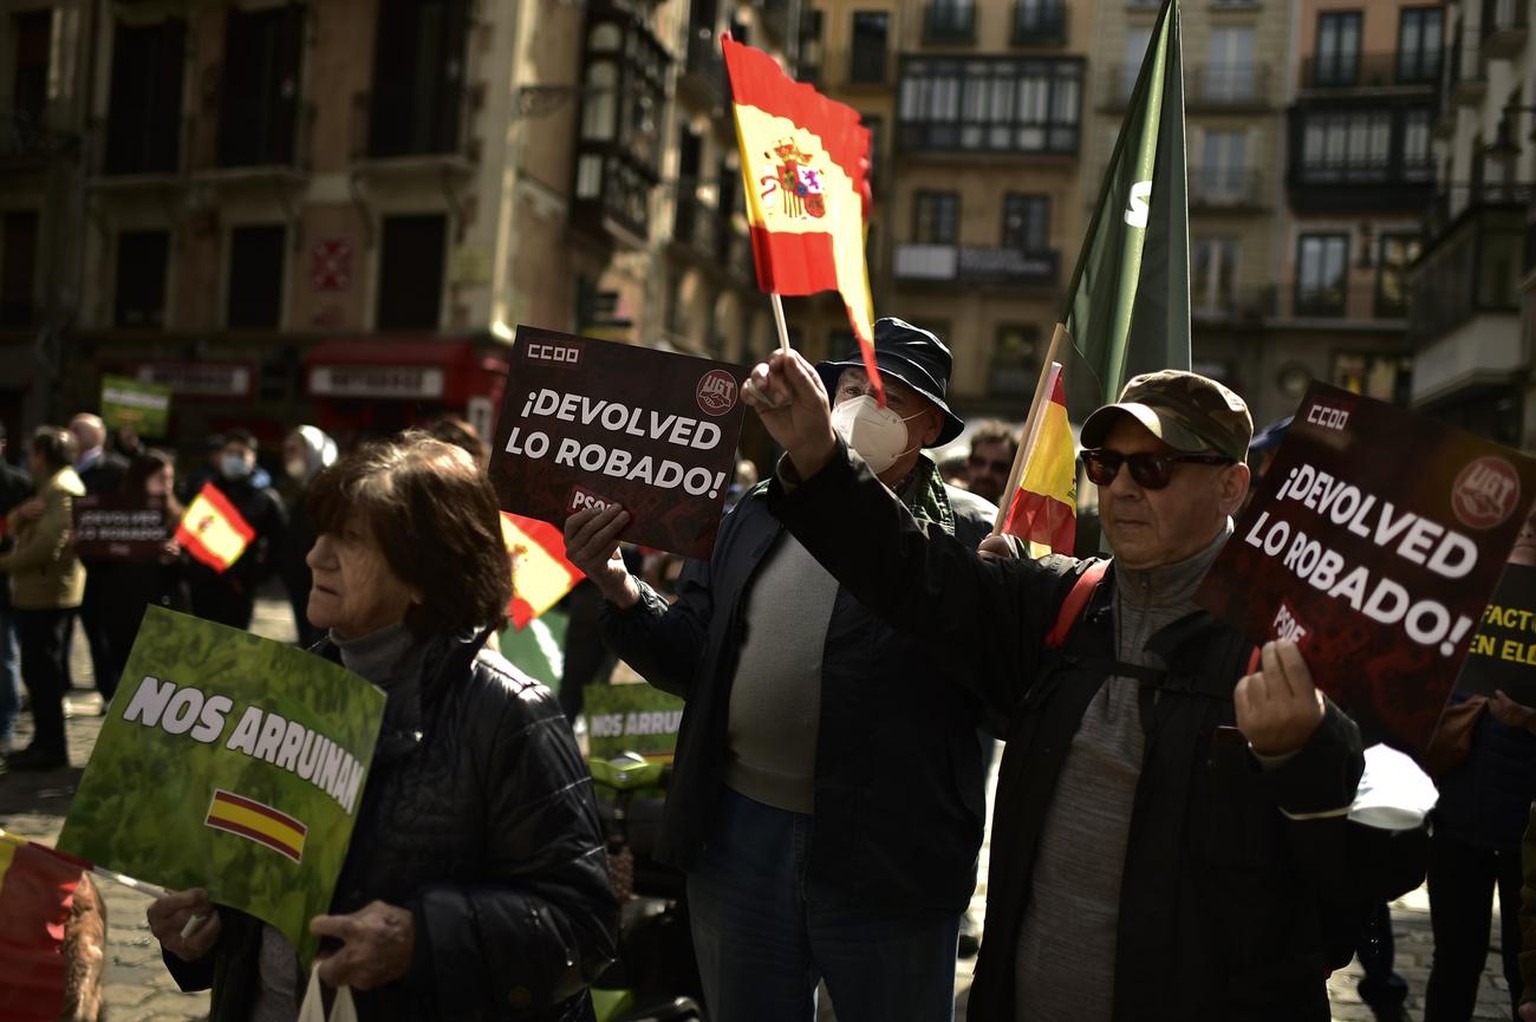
{"left": 1490, "top": 690, "right": 1536, "bottom": 735}
{"left": 147, "top": 888, "right": 222, "bottom": 962}
{"left": 742, "top": 350, "right": 839, "bottom": 481}
{"left": 1234, "top": 640, "right": 1326, "bottom": 757}
{"left": 564, "top": 505, "right": 640, "bottom": 608}
{"left": 311, "top": 900, "right": 415, "bottom": 991}
{"left": 977, "top": 534, "right": 1022, "bottom": 562}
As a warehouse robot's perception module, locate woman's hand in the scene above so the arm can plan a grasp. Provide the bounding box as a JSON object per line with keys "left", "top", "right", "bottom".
{"left": 310, "top": 900, "right": 415, "bottom": 991}
{"left": 147, "top": 889, "right": 222, "bottom": 962}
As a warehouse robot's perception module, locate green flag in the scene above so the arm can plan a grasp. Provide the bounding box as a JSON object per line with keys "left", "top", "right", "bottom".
{"left": 1062, "top": 0, "right": 1190, "bottom": 406}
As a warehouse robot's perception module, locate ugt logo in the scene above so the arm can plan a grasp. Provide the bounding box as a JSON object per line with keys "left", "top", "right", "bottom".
{"left": 760, "top": 138, "right": 826, "bottom": 219}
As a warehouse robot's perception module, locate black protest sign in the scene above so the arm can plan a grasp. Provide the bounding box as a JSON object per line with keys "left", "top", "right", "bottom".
{"left": 1196, "top": 382, "right": 1536, "bottom": 752}
{"left": 489, "top": 326, "right": 749, "bottom": 559}
{"left": 73, "top": 493, "right": 168, "bottom": 560}
{"left": 1455, "top": 563, "right": 1536, "bottom": 704}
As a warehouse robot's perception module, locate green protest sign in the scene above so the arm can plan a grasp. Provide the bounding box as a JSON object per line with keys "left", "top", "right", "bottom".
{"left": 101, "top": 374, "right": 172, "bottom": 437}
{"left": 584, "top": 682, "right": 684, "bottom": 762}
{"left": 57, "top": 607, "right": 386, "bottom": 964}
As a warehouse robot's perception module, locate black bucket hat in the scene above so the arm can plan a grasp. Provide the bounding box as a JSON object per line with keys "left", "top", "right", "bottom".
{"left": 814, "top": 317, "right": 965, "bottom": 447}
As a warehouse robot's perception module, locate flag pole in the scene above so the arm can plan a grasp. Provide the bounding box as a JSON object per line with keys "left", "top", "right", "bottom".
{"left": 771, "top": 293, "right": 791, "bottom": 354}
{"left": 991, "top": 323, "right": 1071, "bottom": 535}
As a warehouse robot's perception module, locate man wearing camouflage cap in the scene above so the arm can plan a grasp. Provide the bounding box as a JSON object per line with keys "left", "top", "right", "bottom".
{"left": 738, "top": 353, "right": 1411, "bottom": 1020}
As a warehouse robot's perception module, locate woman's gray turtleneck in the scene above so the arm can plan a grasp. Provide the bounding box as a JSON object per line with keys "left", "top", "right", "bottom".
{"left": 252, "top": 621, "right": 431, "bottom": 1022}
{"left": 1014, "top": 521, "right": 1235, "bottom": 1022}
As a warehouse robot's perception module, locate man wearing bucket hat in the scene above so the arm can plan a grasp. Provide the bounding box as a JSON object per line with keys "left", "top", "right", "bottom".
{"left": 563, "top": 318, "right": 997, "bottom": 1022}
{"left": 738, "top": 353, "right": 1423, "bottom": 1020}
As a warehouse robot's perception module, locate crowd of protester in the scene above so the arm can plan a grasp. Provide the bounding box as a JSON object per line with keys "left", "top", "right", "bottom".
{"left": 1, "top": 331, "right": 1535, "bottom": 1022}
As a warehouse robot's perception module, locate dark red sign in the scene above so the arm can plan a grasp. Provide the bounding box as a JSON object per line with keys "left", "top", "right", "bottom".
{"left": 489, "top": 326, "right": 749, "bottom": 560}
{"left": 1196, "top": 382, "right": 1536, "bottom": 752}
{"left": 73, "top": 493, "right": 168, "bottom": 560}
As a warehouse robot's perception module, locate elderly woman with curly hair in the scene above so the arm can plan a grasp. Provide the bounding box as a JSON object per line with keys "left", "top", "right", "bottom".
{"left": 147, "top": 432, "right": 617, "bottom": 1021}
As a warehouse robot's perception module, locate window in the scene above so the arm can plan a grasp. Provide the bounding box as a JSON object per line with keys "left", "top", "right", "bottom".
{"left": 1376, "top": 233, "right": 1421, "bottom": 317}
{"left": 897, "top": 57, "right": 1082, "bottom": 154}
{"left": 104, "top": 19, "right": 187, "bottom": 174}
{"left": 11, "top": 10, "right": 51, "bottom": 125}
{"left": 861, "top": 114, "right": 883, "bottom": 194}
{"left": 226, "top": 225, "right": 285, "bottom": 329}
{"left": 1199, "top": 130, "right": 1248, "bottom": 202}
{"left": 1403, "top": 109, "right": 1433, "bottom": 178}
{"left": 0, "top": 211, "right": 39, "bottom": 327}
{"left": 849, "top": 12, "right": 889, "bottom": 84}
{"left": 115, "top": 230, "right": 170, "bottom": 328}
{"left": 368, "top": 0, "right": 469, "bottom": 158}
{"left": 376, "top": 214, "right": 446, "bottom": 330}
{"left": 991, "top": 323, "right": 1040, "bottom": 397}
{"left": 1332, "top": 352, "right": 1410, "bottom": 402}
{"left": 1398, "top": 8, "right": 1443, "bottom": 85}
{"left": 925, "top": 0, "right": 975, "bottom": 43}
{"left": 1300, "top": 110, "right": 1391, "bottom": 180}
{"left": 1193, "top": 238, "right": 1239, "bottom": 314}
{"left": 1122, "top": 27, "right": 1152, "bottom": 101}
{"left": 1296, "top": 234, "right": 1349, "bottom": 316}
{"left": 1316, "top": 12, "right": 1362, "bottom": 87}
{"left": 1205, "top": 27, "right": 1255, "bottom": 101}
{"left": 218, "top": 5, "right": 304, "bottom": 167}
{"left": 914, "top": 191, "right": 960, "bottom": 244}
{"left": 1002, "top": 194, "right": 1049, "bottom": 251}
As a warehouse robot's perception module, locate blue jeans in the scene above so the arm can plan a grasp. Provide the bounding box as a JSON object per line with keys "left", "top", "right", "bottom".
{"left": 687, "top": 787, "right": 959, "bottom": 1022}
{"left": 0, "top": 605, "right": 18, "bottom": 740}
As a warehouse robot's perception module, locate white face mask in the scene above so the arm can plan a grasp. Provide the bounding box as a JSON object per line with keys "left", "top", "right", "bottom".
{"left": 831, "top": 395, "right": 923, "bottom": 475}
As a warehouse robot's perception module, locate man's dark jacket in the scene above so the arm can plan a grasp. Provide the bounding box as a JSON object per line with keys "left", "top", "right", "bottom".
{"left": 769, "top": 446, "right": 1420, "bottom": 1021}
{"left": 602, "top": 470, "right": 996, "bottom": 915}
{"left": 0, "top": 458, "right": 33, "bottom": 612}
{"left": 165, "top": 631, "right": 618, "bottom": 1021}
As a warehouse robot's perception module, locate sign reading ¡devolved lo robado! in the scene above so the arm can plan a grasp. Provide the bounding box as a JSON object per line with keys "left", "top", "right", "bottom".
{"left": 489, "top": 326, "right": 750, "bottom": 559}
{"left": 1195, "top": 381, "right": 1536, "bottom": 753}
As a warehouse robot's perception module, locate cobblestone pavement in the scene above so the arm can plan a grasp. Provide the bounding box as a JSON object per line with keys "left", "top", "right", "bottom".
{"left": 0, "top": 592, "right": 1516, "bottom": 1021}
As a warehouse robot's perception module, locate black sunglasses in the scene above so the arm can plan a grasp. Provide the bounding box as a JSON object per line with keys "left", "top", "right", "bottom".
{"left": 1081, "top": 448, "right": 1234, "bottom": 490}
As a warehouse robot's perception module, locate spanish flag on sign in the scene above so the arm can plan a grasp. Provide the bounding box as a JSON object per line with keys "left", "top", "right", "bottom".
{"left": 721, "top": 36, "right": 883, "bottom": 402}
{"left": 176, "top": 482, "right": 256, "bottom": 573}
{"left": 0, "top": 832, "right": 86, "bottom": 1022}
{"left": 205, "top": 789, "right": 308, "bottom": 864}
{"left": 501, "top": 512, "right": 584, "bottom": 631}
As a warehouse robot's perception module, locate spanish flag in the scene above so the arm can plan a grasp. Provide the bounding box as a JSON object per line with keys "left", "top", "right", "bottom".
{"left": 721, "top": 36, "right": 883, "bottom": 401}
{"left": 1002, "top": 364, "right": 1077, "bottom": 558}
{"left": 176, "top": 482, "right": 256, "bottom": 573}
{"left": 205, "top": 789, "right": 307, "bottom": 864}
{"left": 0, "top": 832, "right": 86, "bottom": 1022}
{"left": 501, "top": 511, "right": 584, "bottom": 631}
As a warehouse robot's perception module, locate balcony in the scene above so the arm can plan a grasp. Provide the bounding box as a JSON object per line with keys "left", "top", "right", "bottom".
{"left": 923, "top": 4, "right": 976, "bottom": 44}
{"left": 350, "top": 88, "right": 474, "bottom": 171}
{"left": 1185, "top": 64, "right": 1273, "bottom": 110}
{"left": 671, "top": 185, "right": 723, "bottom": 263}
{"left": 1012, "top": 1, "right": 1067, "bottom": 46}
{"left": 1188, "top": 166, "right": 1266, "bottom": 211}
{"left": 680, "top": 27, "right": 725, "bottom": 110}
{"left": 1482, "top": 0, "right": 1529, "bottom": 59}
{"left": 1409, "top": 184, "right": 1531, "bottom": 347}
{"left": 1285, "top": 105, "right": 1438, "bottom": 213}
{"left": 99, "top": 112, "right": 189, "bottom": 179}
{"left": 200, "top": 103, "right": 316, "bottom": 183}
{"left": 894, "top": 243, "right": 1059, "bottom": 287}
{"left": 1192, "top": 283, "right": 1416, "bottom": 325}
{"left": 0, "top": 108, "right": 80, "bottom": 171}
{"left": 1298, "top": 51, "right": 1442, "bottom": 91}
{"left": 1446, "top": 34, "right": 1488, "bottom": 105}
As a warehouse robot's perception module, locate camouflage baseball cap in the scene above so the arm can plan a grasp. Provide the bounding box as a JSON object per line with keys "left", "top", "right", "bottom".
{"left": 1079, "top": 370, "right": 1253, "bottom": 462}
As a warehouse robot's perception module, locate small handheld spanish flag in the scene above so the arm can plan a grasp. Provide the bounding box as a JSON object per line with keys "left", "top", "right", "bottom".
{"left": 176, "top": 482, "right": 256, "bottom": 573}
{"left": 0, "top": 832, "right": 86, "bottom": 1022}
{"left": 501, "top": 512, "right": 584, "bottom": 630}
{"left": 1001, "top": 363, "right": 1077, "bottom": 558}
{"left": 205, "top": 789, "right": 308, "bottom": 864}
{"left": 721, "top": 35, "right": 882, "bottom": 402}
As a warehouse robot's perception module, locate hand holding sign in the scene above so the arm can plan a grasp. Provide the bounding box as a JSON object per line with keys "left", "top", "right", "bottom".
{"left": 146, "top": 888, "right": 222, "bottom": 962}
{"left": 1235, "top": 640, "right": 1326, "bottom": 756}
{"left": 743, "top": 350, "right": 839, "bottom": 482}
{"left": 563, "top": 505, "right": 640, "bottom": 609}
